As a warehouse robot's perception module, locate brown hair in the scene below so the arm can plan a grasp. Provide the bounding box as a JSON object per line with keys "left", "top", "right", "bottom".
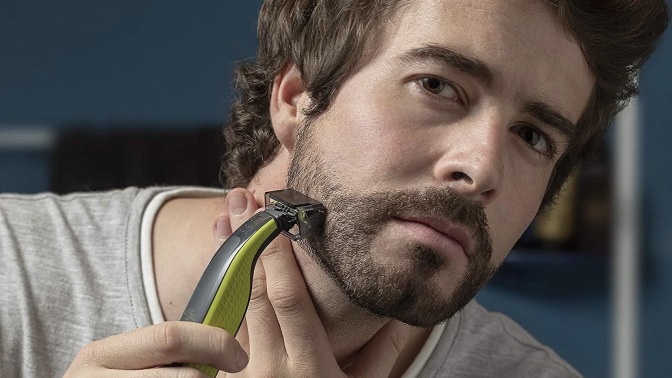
{"left": 222, "top": 0, "right": 405, "bottom": 188}
{"left": 222, "top": 0, "right": 669, "bottom": 207}
{"left": 545, "top": 0, "right": 669, "bottom": 206}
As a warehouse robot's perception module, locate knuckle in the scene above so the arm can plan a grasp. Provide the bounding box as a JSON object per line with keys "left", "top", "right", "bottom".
{"left": 152, "top": 322, "right": 185, "bottom": 356}
{"left": 248, "top": 271, "right": 268, "bottom": 305}
{"left": 268, "top": 286, "right": 305, "bottom": 315}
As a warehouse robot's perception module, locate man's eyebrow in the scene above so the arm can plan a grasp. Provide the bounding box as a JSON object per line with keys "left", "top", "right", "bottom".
{"left": 396, "top": 44, "right": 577, "bottom": 139}
{"left": 523, "top": 101, "right": 576, "bottom": 140}
{"left": 395, "top": 44, "right": 495, "bottom": 87}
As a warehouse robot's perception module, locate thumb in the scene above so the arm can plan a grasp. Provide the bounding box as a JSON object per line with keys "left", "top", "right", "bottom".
{"left": 345, "top": 320, "right": 411, "bottom": 378}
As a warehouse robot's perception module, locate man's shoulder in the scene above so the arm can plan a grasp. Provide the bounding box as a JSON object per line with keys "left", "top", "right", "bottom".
{"left": 0, "top": 187, "right": 142, "bottom": 210}
{"left": 423, "top": 301, "right": 582, "bottom": 377}
{"left": 0, "top": 186, "right": 185, "bottom": 217}
{"left": 0, "top": 187, "right": 173, "bottom": 239}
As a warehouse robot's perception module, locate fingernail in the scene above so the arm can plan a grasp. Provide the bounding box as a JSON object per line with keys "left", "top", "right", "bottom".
{"left": 235, "top": 348, "right": 249, "bottom": 370}
{"left": 228, "top": 191, "right": 248, "bottom": 215}
{"left": 215, "top": 216, "right": 231, "bottom": 240}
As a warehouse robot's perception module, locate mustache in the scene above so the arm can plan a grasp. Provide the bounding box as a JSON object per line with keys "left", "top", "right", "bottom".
{"left": 326, "top": 187, "right": 486, "bottom": 225}
{"left": 321, "top": 186, "right": 492, "bottom": 256}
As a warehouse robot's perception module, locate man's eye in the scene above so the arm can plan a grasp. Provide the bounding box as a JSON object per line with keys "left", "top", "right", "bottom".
{"left": 515, "top": 124, "right": 552, "bottom": 155}
{"left": 419, "top": 77, "right": 460, "bottom": 100}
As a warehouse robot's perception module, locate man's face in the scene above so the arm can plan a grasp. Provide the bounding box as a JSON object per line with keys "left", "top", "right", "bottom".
{"left": 287, "top": 0, "right": 593, "bottom": 326}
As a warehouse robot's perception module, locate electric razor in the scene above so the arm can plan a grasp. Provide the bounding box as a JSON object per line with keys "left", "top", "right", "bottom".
{"left": 179, "top": 188, "right": 326, "bottom": 377}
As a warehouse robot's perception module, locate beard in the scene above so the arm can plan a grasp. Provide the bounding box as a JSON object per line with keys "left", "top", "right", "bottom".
{"left": 286, "top": 122, "right": 500, "bottom": 327}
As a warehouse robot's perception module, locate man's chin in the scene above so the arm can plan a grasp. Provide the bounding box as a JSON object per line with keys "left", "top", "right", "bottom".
{"left": 333, "top": 264, "right": 466, "bottom": 327}
{"left": 346, "top": 288, "right": 460, "bottom": 328}
{"left": 302, "top": 237, "right": 478, "bottom": 326}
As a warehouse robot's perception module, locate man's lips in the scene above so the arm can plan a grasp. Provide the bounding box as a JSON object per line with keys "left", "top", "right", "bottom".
{"left": 393, "top": 216, "right": 474, "bottom": 259}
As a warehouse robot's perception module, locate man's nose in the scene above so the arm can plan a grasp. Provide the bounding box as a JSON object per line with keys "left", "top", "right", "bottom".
{"left": 432, "top": 117, "right": 505, "bottom": 205}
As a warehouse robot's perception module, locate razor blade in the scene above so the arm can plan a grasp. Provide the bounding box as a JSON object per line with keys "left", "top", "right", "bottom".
{"left": 264, "top": 188, "right": 327, "bottom": 240}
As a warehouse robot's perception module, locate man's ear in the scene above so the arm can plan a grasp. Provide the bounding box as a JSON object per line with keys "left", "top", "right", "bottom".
{"left": 270, "top": 64, "right": 306, "bottom": 152}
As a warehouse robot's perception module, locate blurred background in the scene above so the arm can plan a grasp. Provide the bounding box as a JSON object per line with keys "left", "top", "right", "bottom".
{"left": 1, "top": 1, "right": 670, "bottom": 377}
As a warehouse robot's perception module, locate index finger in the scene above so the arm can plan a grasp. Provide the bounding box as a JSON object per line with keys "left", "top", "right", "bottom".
{"left": 257, "top": 235, "right": 333, "bottom": 362}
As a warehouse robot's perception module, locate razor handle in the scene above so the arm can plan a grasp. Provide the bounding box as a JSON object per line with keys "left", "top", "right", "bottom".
{"left": 180, "top": 211, "right": 281, "bottom": 377}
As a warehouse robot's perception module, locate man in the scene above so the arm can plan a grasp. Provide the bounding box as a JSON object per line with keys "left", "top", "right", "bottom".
{"left": 1, "top": 0, "right": 668, "bottom": 376}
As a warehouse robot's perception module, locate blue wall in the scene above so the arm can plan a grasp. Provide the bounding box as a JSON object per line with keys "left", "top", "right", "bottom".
{"left": 0, "top": 0, "right": 261, "bottom": 125}
{"left": 1, "top": 2, "right": 671, "bottom": 377}
{"left": 639, "top": 19, "right": 672, "bottom": 377}
{"left": 0, "top": 0, "right": 262, "bottom": 193}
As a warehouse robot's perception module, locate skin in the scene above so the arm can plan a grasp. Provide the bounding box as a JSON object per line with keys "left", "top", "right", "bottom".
{"left": 64, "top": 0, "right": 594, "bottom": 376}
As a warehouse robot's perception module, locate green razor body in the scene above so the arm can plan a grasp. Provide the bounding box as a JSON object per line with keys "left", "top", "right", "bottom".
{"left": 179, "top": 189, "right": 325, "bottom": 377}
